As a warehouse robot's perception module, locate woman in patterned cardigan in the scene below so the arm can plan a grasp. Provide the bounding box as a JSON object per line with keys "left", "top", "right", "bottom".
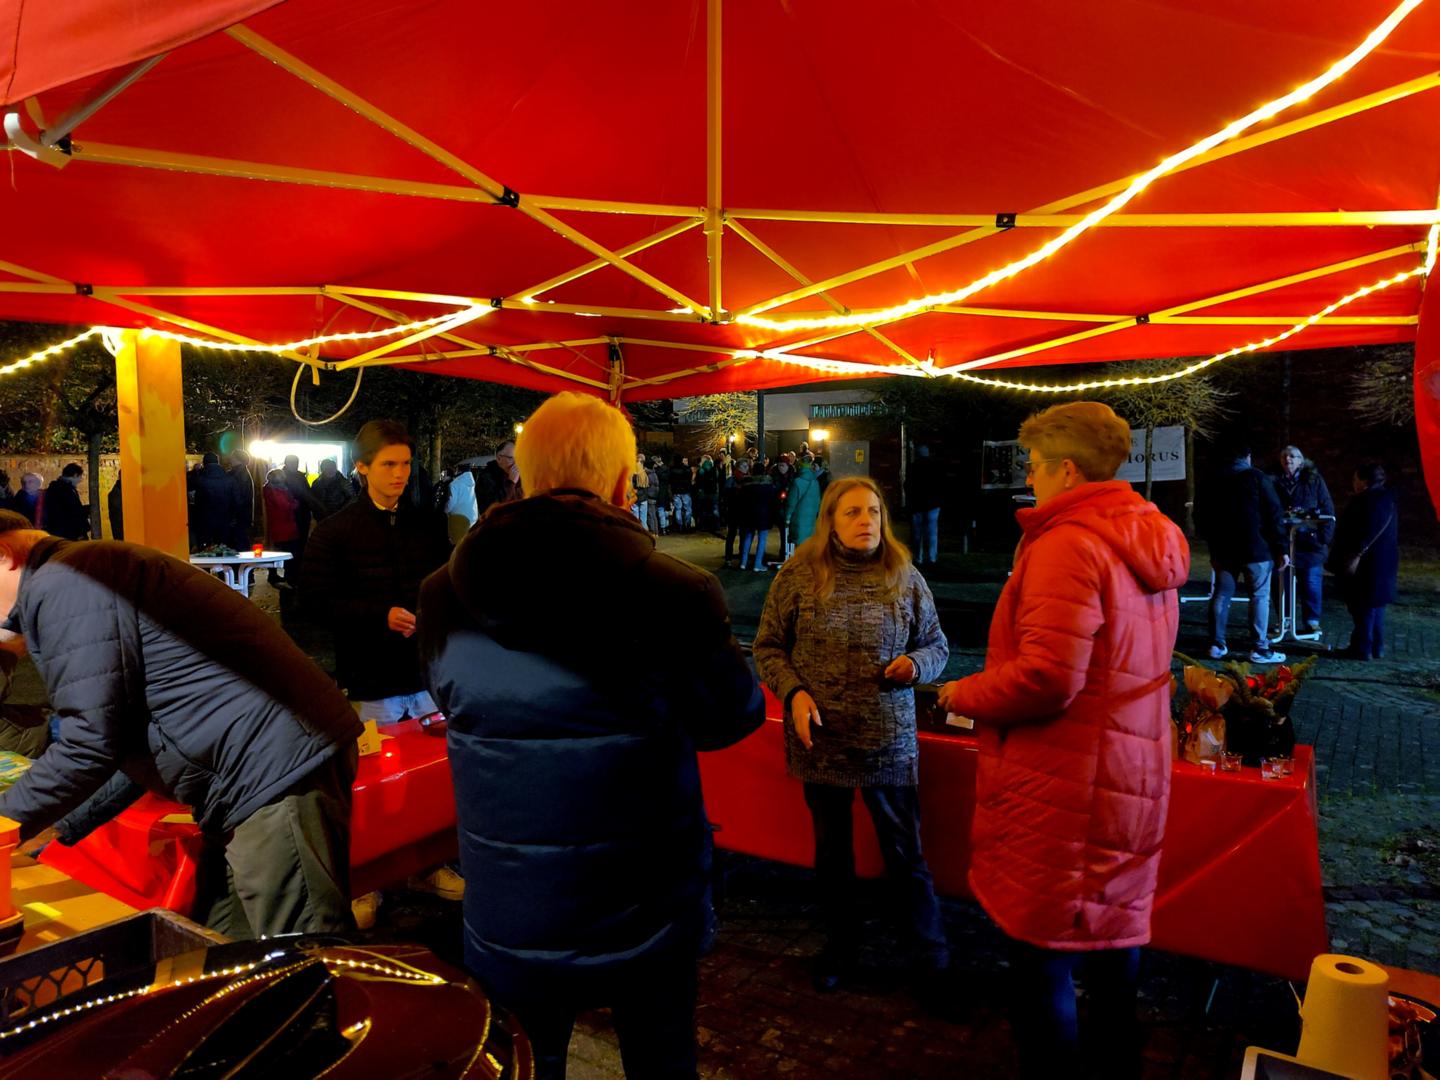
{"left": 753, "top": 475, "right": 950, "bottom": 995}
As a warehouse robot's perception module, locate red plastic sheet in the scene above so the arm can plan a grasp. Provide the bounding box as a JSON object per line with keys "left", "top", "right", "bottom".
{"left": 698, "top": 692, "right": 1327, "bottom": 981}
{"left": 40, "top": 717, "right": 456, "bottom": 914}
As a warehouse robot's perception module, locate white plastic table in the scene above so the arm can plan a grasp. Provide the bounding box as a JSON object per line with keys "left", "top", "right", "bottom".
{"left": 189, "top": 551, "right": 292, "bottom": 598}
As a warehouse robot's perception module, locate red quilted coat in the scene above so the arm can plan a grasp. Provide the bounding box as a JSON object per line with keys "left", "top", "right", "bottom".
{"left": 950, "top": 481, "right": 1189, "bottom": 950}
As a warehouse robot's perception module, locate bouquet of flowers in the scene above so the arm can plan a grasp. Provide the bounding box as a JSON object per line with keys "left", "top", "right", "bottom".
{"left": 1172, "top": 653, "right": 1318, "bottom": 765}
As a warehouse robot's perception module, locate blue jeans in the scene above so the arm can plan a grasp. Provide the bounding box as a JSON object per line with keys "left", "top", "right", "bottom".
{"left": 738, "top": 529, "right": 768, "bottom": 569}
{"left": 1283, "top": 563, "right": 1324, "bottom": 626}
{"left": 804, "top": 783, "right": 949, "bottom": 971}
{"left": 1007, "top": 937, "right": 1141, "bottom": 1079}
{"left": 1347, "top": 603, "right": 1386, "bottom": 658}
{"left": 911, "top": 507, "right": 940, "bottom": 564}
{"left": 672, "top": 492, "right": 692, "bottom": 531}
{"left": 1209, "top": 560, "right": 1273, "bottom": 650}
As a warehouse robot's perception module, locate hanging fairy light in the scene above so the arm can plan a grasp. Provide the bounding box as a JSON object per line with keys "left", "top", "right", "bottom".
{"left": 733, "top": 0, "right": 1427, "bottom": 333}
{"left": 732, "top": 257, "right": 1429, "bottom": 393}
{"left": 0, "top": 307, "right": 486, "bottom": 377}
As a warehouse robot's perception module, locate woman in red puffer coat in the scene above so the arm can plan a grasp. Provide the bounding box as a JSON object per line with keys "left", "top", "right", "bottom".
{"left": 939, "top": 401, "right": 1189, "bottom": 1080}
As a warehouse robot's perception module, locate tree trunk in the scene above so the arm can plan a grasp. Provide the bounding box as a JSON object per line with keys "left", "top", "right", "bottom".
{"left": 39, "top": 358, "right": 69, "bottom": 452}
{"left": 431, "top": 425, "right": 444, "bottom": 479}
{"left": 1143, "top": 424, "right": 1154, "bottom": 501}
{"left": 86, "top": 427, "right": 104, "bottom": 538}
{"left": 1184, "top": 427, "right": 1197, "bottom": 536}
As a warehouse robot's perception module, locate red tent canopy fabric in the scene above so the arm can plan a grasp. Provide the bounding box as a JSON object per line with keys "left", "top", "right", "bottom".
{"left": 2, "top": 0, "right": 1439, "bottom": 497}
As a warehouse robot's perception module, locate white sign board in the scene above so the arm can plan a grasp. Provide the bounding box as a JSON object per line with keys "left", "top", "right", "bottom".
{"left": 981, "top": 426, "right": 1185, "bottom": 489}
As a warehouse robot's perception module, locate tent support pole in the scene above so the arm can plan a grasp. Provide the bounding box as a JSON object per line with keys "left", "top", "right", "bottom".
{"left": 705, "top": 0, "right": 723, "bottom": 320}
{"left": 226, "top": 25, "right": 706, "bottom": 315}
{"left": 114, "top": 330, "right": 189, "bottom": 558}
{"left": 949, "top": 243, "right": 1427, "bottom": 371}
{"left": 727, "top": 219, "right": 922, "bottom": 367}
{"left": 509, "top": 219, "right": 702, "bottom": 301}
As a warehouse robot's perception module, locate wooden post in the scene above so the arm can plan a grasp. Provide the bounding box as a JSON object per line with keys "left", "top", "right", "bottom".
{"left": 114, "top": 330, "right": 189, "bottom": 558}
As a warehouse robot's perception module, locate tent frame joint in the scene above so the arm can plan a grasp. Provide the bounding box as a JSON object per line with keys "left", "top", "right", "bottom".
{"left": 995, "top": 212, "right": 1017, "bottom": 230}
{"left": 495, "top": 186, "right": 521, "bottom": 208}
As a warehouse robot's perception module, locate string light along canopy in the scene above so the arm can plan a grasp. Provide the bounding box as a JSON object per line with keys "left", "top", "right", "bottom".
{"left": 2, "top": 0, "right": 1440, "bottom": 496}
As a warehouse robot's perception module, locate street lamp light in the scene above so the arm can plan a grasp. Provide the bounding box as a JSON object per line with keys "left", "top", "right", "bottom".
{"left": 513, "top": 423, "right": 524, "bottom": 435}
{"left": 810, "top": 428, "right": 829, "bottom": 445}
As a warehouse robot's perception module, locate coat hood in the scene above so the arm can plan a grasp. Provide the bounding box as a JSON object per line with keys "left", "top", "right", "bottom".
{"left": 1017, "top": 480, "right": 1189, "bottom": 594}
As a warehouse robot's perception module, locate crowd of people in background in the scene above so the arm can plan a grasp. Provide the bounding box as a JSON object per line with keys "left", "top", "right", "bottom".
{"left": 627, "top": 445, "right": 836, "bottom": 572}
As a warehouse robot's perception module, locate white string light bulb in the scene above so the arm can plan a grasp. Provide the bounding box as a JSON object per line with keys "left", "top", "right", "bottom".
{"left": 734, "top": 0, "right": 1427, "bottom": 333}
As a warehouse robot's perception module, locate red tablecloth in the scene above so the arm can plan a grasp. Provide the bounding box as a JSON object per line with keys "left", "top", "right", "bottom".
{"left": 39, "top": 701, "right": 1327, "bottom": 979}
{"left": 40, "top": 719, "right": 455, "bottom": 911}
{"left": 698, "top": 697, "right": 1328, "bottom": 981}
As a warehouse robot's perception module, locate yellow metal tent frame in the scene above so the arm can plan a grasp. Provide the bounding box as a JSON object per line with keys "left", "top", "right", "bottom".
{"left": 2, "top": 4, "right": 1439, "bottom": 401}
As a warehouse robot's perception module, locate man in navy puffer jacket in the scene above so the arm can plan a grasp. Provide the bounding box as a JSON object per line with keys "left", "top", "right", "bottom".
{"left": 419, "top": 392, "right": 763, "bottom": 1079}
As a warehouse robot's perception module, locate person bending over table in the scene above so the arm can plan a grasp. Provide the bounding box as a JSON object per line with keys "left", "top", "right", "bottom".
{"left": 752, "top": 475, "right": 952, "bottom": 1002}
{"left": 938, "top": 401, "right": 1188, "bottom": 1080}
{"left": 0, "top": 509, "right": 361, "bottom": 939}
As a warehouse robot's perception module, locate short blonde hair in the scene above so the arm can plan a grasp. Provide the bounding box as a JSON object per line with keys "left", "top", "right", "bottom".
{"left": 515, "top": 392, "right": 637, "bottom": 499}
{"left": 1018, "top": 401, "right": 1131, "bottom": 482}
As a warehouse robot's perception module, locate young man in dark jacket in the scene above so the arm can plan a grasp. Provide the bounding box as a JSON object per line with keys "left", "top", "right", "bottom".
{"left": 1195, "top": 446, "right": 1289, "bottom": 664}
{"left": 419, "top": 392, "right": 764, "bottom": 1080}
{"left": 304, "top": 421, "right": 450, "bottom": 725}
{"left": 0, "top": 510, "right": 361, "bottom": 938}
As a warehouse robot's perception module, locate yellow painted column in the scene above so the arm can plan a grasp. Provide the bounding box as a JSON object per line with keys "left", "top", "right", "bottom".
{"left": 114, "top": 330, "right": 189, "bottom": 558}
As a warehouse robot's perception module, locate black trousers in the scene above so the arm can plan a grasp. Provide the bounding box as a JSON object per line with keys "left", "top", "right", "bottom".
{"left": 802, "top": 782, "right": 949, "bottom": 969}
{"left": 507, "top": 951, "right": 699, "bottom": 1080}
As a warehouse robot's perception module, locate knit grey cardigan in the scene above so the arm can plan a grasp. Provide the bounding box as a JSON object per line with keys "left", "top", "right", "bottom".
{"left": 753, "top": 546, "right": 948, "bottom": 787}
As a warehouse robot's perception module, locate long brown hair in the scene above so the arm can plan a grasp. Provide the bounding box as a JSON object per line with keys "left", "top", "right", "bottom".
{"left": 794, "top": 475, "right": 911, "bottom": 602}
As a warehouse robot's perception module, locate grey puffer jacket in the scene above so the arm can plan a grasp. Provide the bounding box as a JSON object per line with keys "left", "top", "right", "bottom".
{"left": 0, "top": 539, "right": 361, "bottom": 834}
{"left": 753, "top": 544, "right": 948, "bottom": 787}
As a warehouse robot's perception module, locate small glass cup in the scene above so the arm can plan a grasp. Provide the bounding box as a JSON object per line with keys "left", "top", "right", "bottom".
{"left": 1261, "top": 756, "right": 1293, "bottom": 780}
{"left": 251, "top": 543, "right": 265, "bottom": 557}
{"left": 1219, "top": 751, "right": 1243, "bottom": 773}
{"left": 1198, "top": 757, "right": 1218, "bottom": 775}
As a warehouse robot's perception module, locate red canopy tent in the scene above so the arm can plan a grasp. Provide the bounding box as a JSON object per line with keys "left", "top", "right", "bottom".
{"left": 2, "top": 0, "right": 1440, "bottom": 502}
